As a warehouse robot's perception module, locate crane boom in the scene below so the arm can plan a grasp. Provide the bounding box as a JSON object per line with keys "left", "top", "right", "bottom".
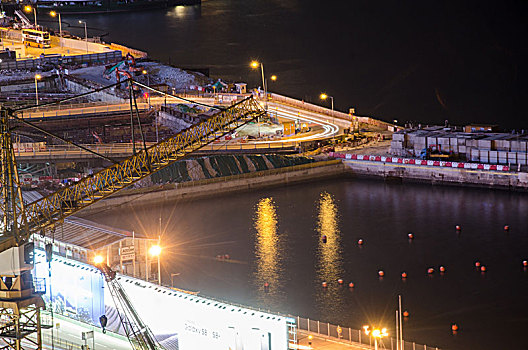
{"left": 0, "top": 89, "right": 265, "bottom": 350}
{"left": 97, "top": 263, "right": 163, "bottom": 350}
{"left": 0, "top": 94, "right": 265, "bottom": 251}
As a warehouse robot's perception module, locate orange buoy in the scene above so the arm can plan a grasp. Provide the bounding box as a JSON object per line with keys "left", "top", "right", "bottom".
{"left": 523, "top": 260, "right": 528, "bottom": 267}
{"left": 358, "top": 239, "right": 364, "bottom": 245}
{"left": 337, "top": 279, "right": 344, "bottom": 285}
{"left": 451, "top": 324, "right": 459, "bottom": 332}
{"left": 378, "top": 270, "right": 385, "bottom": 277}
{"left": 455, "top": 225, "right": 461, "bottom": 231}
{"left": 401, "top": 272, "right": 407, "bottom": 279}
{"left": 348, "top": 282, "right": 355, "bottom": 288}
{"left": 427, "top": 267, "right": 434, "bottom": 274}
{"left": 475, "top": 261, "right": 481, "bottom": 268}
{"left": 504, "top": 225, "right": 510, "bottom": 231}
{"left": 403, "top": 310, "right": 409, "bottom": 317}
{"left": 322, "top": 281, "right": 328, "bottom": 288}
{"left": 480, "top": 266, "right": 487, "bottom": 272}
{"left": 408, "top": 233, "right": 414, "bottom": 239}
{"left": 439, "top": 266, "right": 446, "bottom": 273}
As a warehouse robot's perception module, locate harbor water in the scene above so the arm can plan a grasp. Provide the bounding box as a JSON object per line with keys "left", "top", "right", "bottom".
{"left": 86, "top": 178, "right": 528, "bottom": 350}
{"left": 45, "top": 0, "right": 528, "bottom": 130}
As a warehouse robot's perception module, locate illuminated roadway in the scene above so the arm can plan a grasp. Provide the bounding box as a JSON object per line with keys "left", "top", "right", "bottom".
{"left": 14, "top": 94, "right": 349, "bottom": 160}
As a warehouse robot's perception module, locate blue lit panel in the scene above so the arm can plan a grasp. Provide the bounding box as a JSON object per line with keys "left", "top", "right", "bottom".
{"left": 33, "top": 250, "right": 105, "bottom": 326}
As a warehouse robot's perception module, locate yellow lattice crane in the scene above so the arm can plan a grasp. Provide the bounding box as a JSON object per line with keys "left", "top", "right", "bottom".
{"left": 0, "top": 84, "right": 266, "bottom": 349}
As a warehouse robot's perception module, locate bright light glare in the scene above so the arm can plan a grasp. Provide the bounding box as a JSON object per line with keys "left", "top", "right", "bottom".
{"left": 35, "top": 74, "right": 42, "bottom": 80}
{"left": 142, "top": 70, "right": 147, "bottom": 74}
{"left": 270, "top": 75, "right": 277, "bottom": 81}
{"left": 365, "top": 326, "right": 388, "bottom": 338}
{"left": 149, "top": 245, "right": 162, "bottom": 257}
{"left": 93, "top": 255, "right": 104, "bottom": 265}
{"left": 50, "top": 11, "right": 56, "bottom": 17}
{"left": 320, "top": 93, "right": 328, "bottom": 100}
{"left": 250, "top": 60, "right": 259, "bottom": 69}
{"left": 24, "top": 5, "right": 32, "bottom": 12}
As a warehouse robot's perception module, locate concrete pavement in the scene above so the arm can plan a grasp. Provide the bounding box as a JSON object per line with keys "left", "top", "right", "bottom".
{"left": 296, "top": 330, "right": 374, "bottom": 350}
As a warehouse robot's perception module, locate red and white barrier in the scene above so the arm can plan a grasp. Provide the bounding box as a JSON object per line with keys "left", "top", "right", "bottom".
{"left": 328, "top": 153, "right": 510, "bottom": 172}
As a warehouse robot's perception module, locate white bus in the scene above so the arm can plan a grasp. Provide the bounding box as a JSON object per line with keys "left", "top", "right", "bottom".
{"left": 22, "top": 29, "right": 51, "bottom": 48}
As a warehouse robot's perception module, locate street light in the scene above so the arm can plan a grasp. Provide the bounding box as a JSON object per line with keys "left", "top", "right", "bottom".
{"left": 363, "top": 325, "right": 388, "bottom": 350}
{"left": 149, "top": 243, "right": 161, "bottom": 286}
{"left": 79, "top": 20, "right": 88, "bottom": 53}
{"left": 250, "top": 60, "right": 267, "bottom": 110}
{"left": 320, "top": 93, "right": 336, "bottom": 139}
{"left": 93, "top": 255, "right": 104, "bottom": 265}
{"left": 50, "top": 11, "right": 62, "bottom": 38}
{"left": 270, "top": 75, "right": 277, "bottom": 82}
{"left": 34, "top": 74, "right": 41, "bottom": 105}
{"left": 24, "top": 5, "right": 37, "bottom": 28}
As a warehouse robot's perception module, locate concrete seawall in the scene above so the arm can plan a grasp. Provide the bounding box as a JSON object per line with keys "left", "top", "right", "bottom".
{"left": 78, "top": 157, "right": 528, "bottom": 215}
{"left": 343, "top": 159, "right": 528, "bottom": 190}
{"left": 79, "top": 160, "right": 345, "bottom": 214}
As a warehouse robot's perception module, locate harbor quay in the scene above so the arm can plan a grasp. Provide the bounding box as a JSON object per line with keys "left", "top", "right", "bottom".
{"left": 0, "top": 9, "right": 525, "bottom": 350}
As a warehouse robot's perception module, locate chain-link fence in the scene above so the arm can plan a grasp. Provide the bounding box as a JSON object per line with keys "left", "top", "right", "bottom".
{"left": 296, "top": 316, "right": 441, "bottom": 350}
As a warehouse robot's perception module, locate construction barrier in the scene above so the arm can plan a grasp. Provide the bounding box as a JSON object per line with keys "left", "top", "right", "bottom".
{"left": 329, "top": 153, "right": 511, "bottom": 172}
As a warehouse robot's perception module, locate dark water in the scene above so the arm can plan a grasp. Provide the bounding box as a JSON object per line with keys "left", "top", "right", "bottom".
{"left": 85, "top": 178, "right": 528, "bottom": 350}
{"left": 39, "top": 0, "right": 528, "bottom": 130}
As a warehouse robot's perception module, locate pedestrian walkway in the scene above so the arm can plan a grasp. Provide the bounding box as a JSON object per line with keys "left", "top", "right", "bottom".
{"left": 295, "top": 330, "right": 373, "bottom": 350}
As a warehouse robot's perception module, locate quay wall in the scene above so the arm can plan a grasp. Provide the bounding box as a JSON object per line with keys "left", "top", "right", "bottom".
{"left": 78, "top": 160, "right": 345, "bottom": 214}
{"left": 78, "top": 154, "right": 528, "bottom": 216}
{"left": 343, "top": 159, "right": 528, "bottom": 190}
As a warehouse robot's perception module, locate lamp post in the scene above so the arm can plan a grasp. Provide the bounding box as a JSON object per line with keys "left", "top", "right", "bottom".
{"left": 79, "top": 20, "right": 88, "bottom": 53}
{"left": 34, "top": 74, "right": 41, "bottom": 105}
{"left": 149, "top": 242, "right": 161, "bottom": 285}
{"left": 142, "top": 69, "right": 151, "bottom": 107}
{"left": 250, "top": 60, "right": 268, "bottom": 110}
{"left": 320, "top": 93, "right": 336, "bottom": 139}
{"left": 24, "top": 5, "right": 37, "bottom": 28}
{"left": 363, "top": 326, "right": 388, "bottom": 350}
{"left": 50, "top": 11, "right": 62, "bottom": 38}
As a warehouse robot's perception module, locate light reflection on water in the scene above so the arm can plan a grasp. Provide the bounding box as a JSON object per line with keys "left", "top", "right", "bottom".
{"left": 315, "top": 192, "right": 346, "bottom": 320}
{"left": 253, "top": 197, "right": 284, "bottom": 308}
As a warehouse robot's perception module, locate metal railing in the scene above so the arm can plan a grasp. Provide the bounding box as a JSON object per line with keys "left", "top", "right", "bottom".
{"left": 297, "top": 316, "right": 441, "bottom": 350}
{"left": 12, "top": 141, "right": 298, "bottom": 160}
{"left": 18, "top": 103, "right": 148, "bottom": 120}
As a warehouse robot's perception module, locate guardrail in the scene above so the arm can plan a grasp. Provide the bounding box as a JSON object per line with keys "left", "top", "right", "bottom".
{"left": 18, "top": 103, "right": 148, "bottom": 120}
{"left": 297, "top": 316, "right": 440, "bottom": 350}
{"left": 0, "top": 50, "right": 122, "bottom": 70}
{"left": 330, "top": 152, "right": 511, "bottom": 172}
{"left": 13, "top": 141, "right": 299, "bottom": 160}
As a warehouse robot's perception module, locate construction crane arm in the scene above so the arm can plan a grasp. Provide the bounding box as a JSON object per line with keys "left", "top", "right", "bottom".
{"left": 16, "top": 94, "right": 264, "bottom": 245}
{"left": 97, "top": 263, "right": 163, "bottom": 350}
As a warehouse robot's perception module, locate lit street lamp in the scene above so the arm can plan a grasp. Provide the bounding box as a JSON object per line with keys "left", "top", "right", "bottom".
{"left": 320, "top": 93, "right": 336, "bottom": 139}
{"left": 270, "top": 74, "right": 277, "bottom": 82}
{"left": 93, "top": 255, "right": 104, "bottom": 265}
{"left": 24, "top": 5, "right": 37, "bottom": 28}
{"left": 50, "top": 11, "right": 62, "bottom": 38}
{"left": 250, "top": 60, "right": 268, "bottom": 110}
{"left": 363, "top": 325, "right": 388, "bottom": 350}
{"left": 79, "top": 20, "right": 88, "bottom": 53}
{"left": 149, "top": 243, "right": 162, "bottom": 285}
{"left": 34, "top": 74, "right": 41, "bottom": 105}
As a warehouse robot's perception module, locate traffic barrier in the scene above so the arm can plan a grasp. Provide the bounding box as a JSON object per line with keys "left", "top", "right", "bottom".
{"left": 330, "top": 153, "right": 511, "bottom": 172}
